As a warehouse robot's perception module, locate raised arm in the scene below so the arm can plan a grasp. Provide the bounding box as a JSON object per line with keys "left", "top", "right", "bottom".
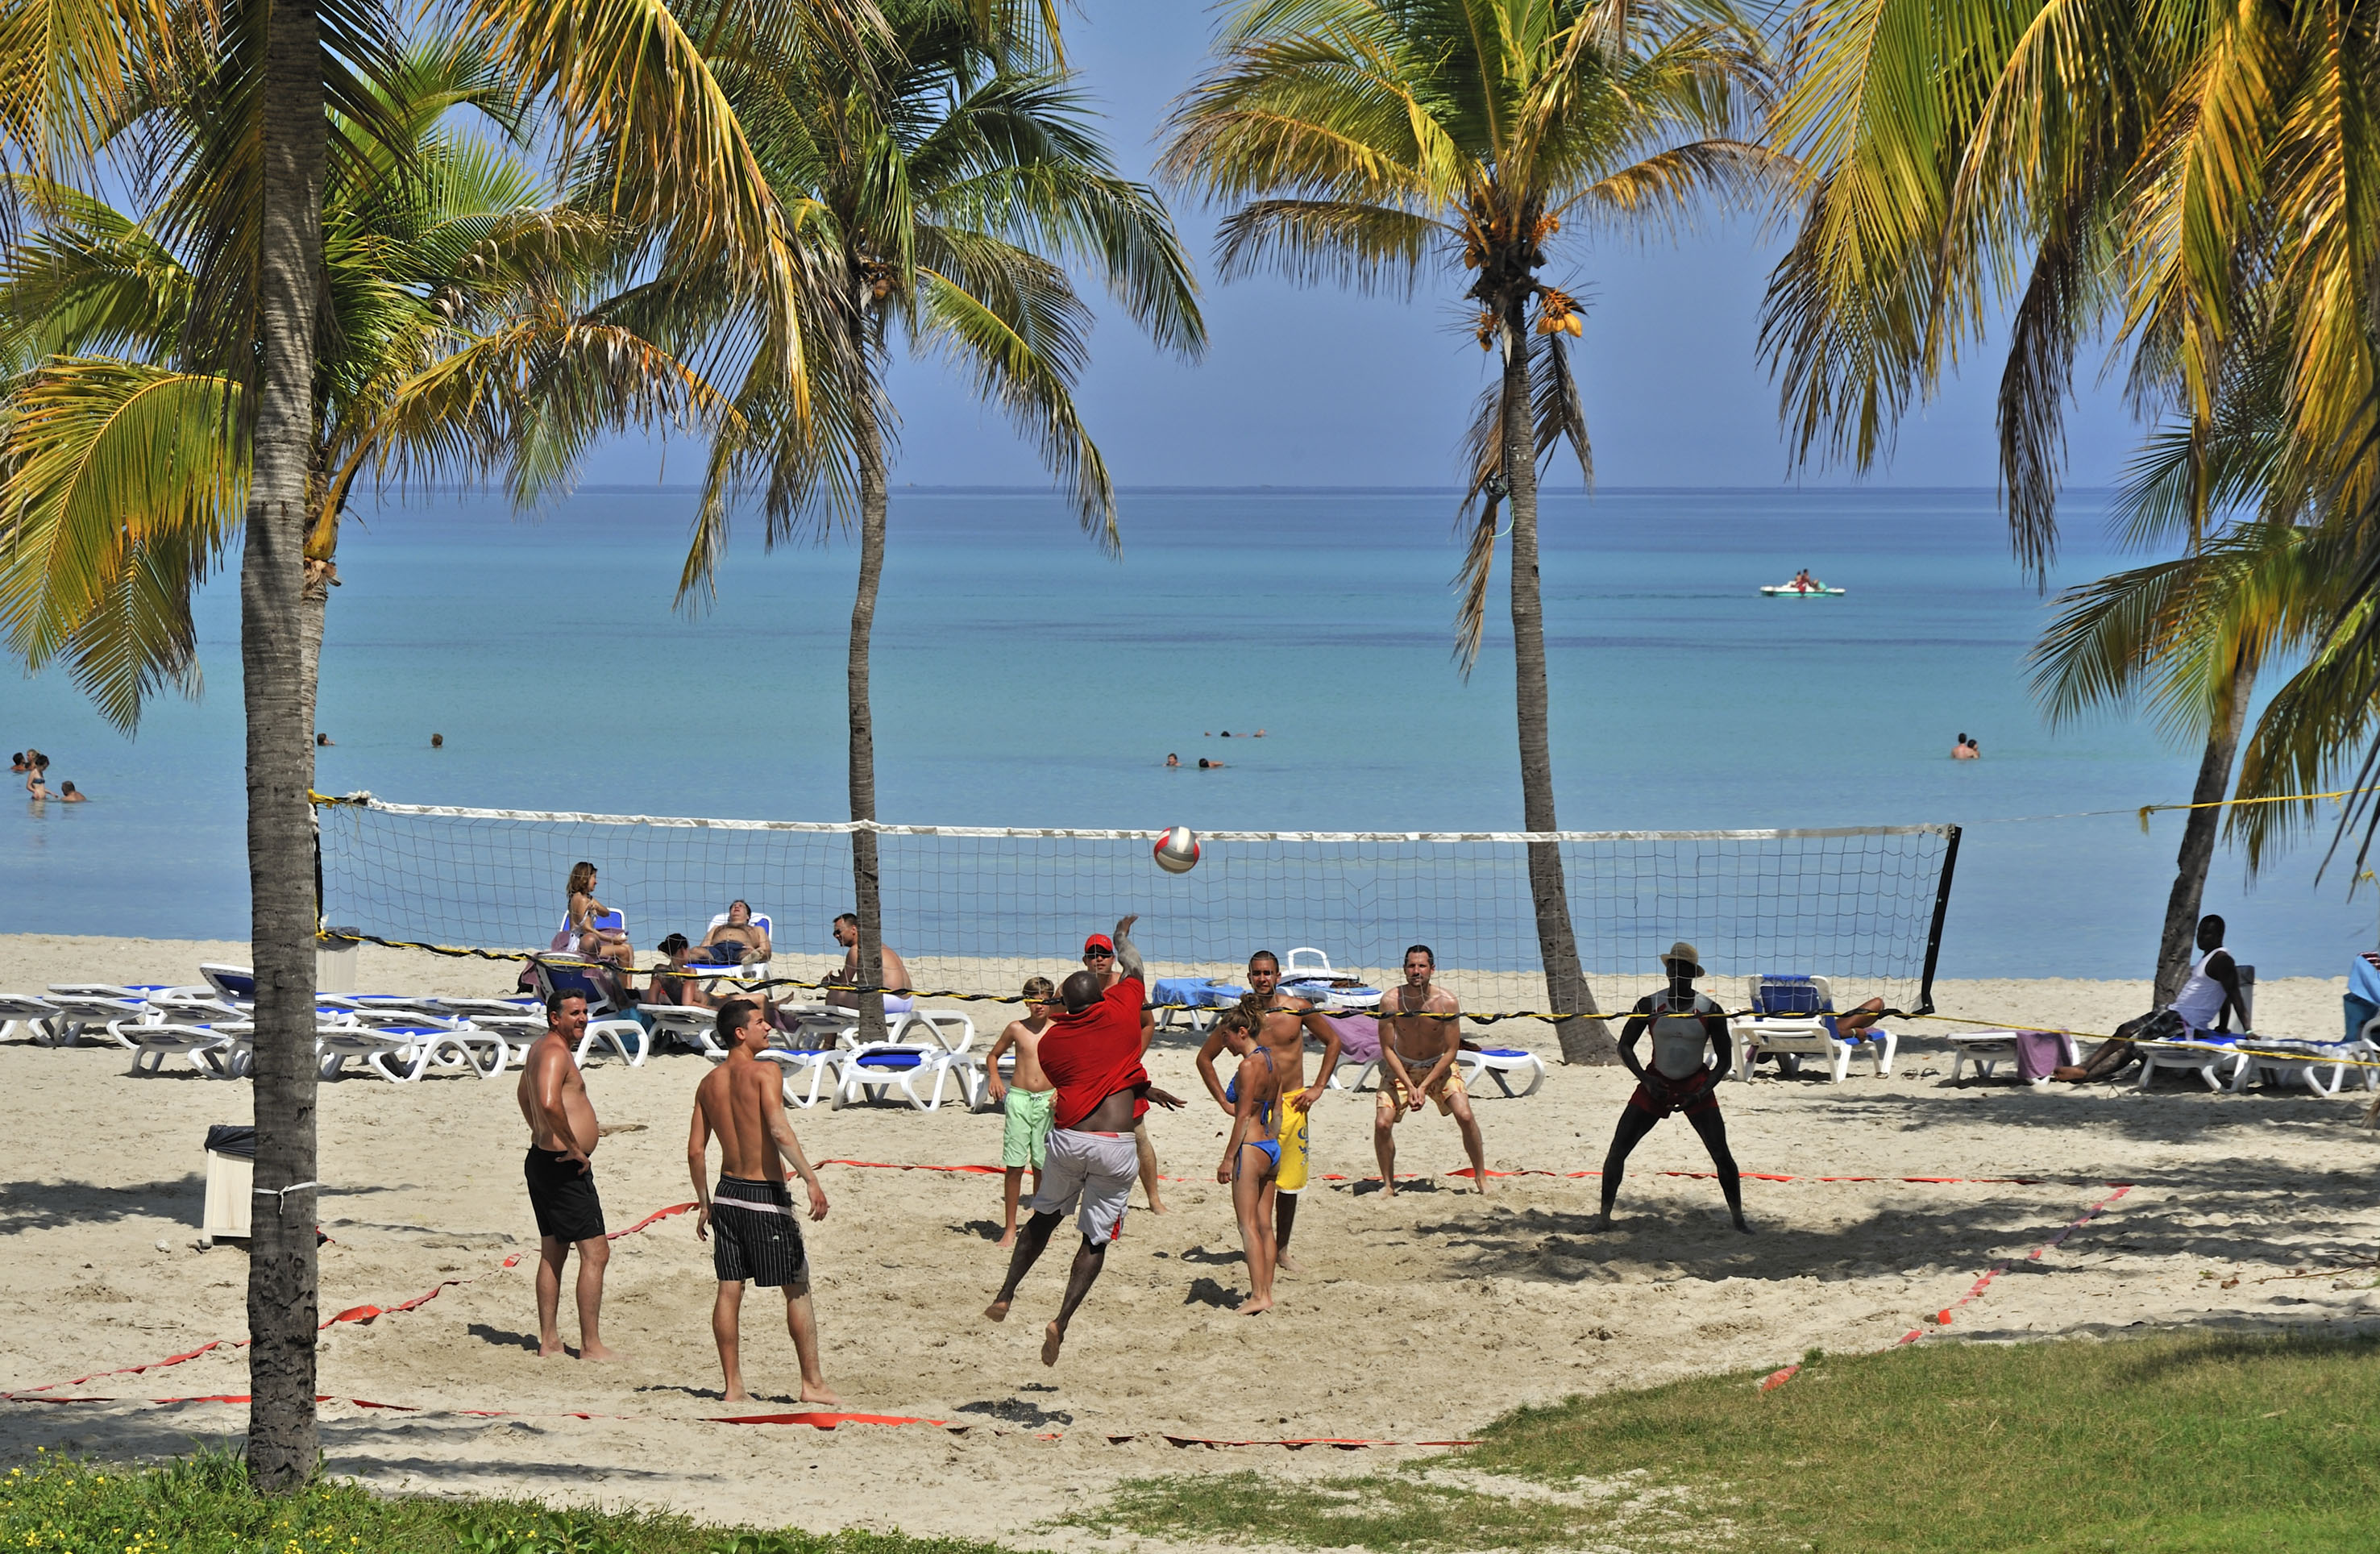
{"left": 1112, "top": 914, "right": 1143, "bottom": 983}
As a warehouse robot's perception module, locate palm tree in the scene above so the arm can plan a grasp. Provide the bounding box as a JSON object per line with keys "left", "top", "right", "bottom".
{"left": 0, "top": 10, "right": 756, "bottom": 1485}
{"left": 1767, "top": 0, "right": 2380, "bottom": 993}
{"left": 1161, "top": 0, "right": 1783, "bottom": 1061}
{"left": 675, "top": 0, "right": 1204, "bottom": 1041}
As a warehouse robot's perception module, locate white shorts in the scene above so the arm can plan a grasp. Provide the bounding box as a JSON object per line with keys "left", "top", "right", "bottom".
{"left": 1029, "top": 1127, "right": 1138, "bottom": 1245}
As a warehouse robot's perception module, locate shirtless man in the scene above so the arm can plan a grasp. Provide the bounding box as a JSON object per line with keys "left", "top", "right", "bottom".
{"left": 985, "top": 917, "right": 1183, "bottom": 1365}
{"left": 1194, "top": 949, "right": 1340, "bottom": 1265}
{"left": 823, "top": 912, "right": 913, "bottom": 1013}
{"left": 986, "top": 977, "right": 1059, "bottom": 1247}
{"left": 517, "top": 992, "right": 623, "bottom": 1361}
{"left": 687, "top": 999, "right": 837, "bottom": 1405}
{"left": 1082, "top": 919, "right": 1166, "bottom": 1215}
{"left": 1216, "top": 1008, "right": 1281, "bottom": 1314}
{"left": 697, "top": 900, "right": 772, "bottom": 966}
{"left": 1597, "top": 941, "right": 1750, "bottom": 1233}
{"left": 1374, "top": 945, "right": 1488, "bottom": 1195}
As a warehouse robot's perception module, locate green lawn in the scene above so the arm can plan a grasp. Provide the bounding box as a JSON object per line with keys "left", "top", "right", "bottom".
{"left": 1080, "top": 1332, "right": 2380, "bottom": 1552}
{"left": 0, "top": 1445, "right": 1019, "bottom": 1554}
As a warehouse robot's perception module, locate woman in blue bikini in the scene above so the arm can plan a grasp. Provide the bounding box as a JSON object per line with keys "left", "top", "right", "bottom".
{"left": 1215, "top": 1008, "right": 1282, "bottom": 1314}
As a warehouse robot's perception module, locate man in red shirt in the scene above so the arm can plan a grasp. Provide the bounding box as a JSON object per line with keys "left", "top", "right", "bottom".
{"left": 985, "top": 920, "right": 1180, "bottom": 1366}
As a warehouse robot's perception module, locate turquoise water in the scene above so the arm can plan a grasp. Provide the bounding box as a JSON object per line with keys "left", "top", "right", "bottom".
{"left": 6, "top": 485, "right": 2373, "bottom": 978}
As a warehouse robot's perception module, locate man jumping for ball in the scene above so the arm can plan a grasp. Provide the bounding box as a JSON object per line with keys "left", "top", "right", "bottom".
{"left": 1194, "top": 949, "right": 1340, "bottom": 1268}
{"left": 1596, "top": 941, "right": 1750, "bottom": 1234}
{"left": 1374, "top": 945, "right": 1489, "bottom": 1196}
{"left": 985, "top": 916, "right": 1182, "bottom": 1365}
{"left": 1082, "top": 917, "right": 1167, "bottom": 1214}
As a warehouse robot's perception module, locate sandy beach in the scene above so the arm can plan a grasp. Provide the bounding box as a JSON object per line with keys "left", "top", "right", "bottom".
{"left": 4, "top": 933, "right": 2378, "bottom": 1547}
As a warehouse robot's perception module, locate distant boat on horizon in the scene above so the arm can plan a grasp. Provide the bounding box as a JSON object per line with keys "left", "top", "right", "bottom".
{"left": 1761, "top": 578, "right": 1847, "bottom": 597}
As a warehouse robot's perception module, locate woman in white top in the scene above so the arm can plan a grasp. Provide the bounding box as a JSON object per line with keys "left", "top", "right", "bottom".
{"left": 1596, "top": 941, "right": 1750, "bottom": 1234}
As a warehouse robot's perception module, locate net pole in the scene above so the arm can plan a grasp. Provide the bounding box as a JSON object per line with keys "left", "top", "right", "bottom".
{"left": 1917, "top": 825, "right": 1962, "bottom": 1015}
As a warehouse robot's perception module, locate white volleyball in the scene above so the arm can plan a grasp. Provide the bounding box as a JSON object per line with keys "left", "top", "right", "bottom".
{"left": 1153, "top": 825, "right": 1201, "bottom": 875}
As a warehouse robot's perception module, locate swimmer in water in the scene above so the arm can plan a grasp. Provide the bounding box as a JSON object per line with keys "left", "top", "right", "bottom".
{"left": 1165, "top": 753, "right": 1179, "bottom": 767}
{"left": 59, "top": 781, "right": 85, "bottom": 802}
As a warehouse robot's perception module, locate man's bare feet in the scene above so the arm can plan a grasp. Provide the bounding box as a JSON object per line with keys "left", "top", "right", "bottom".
{"left": 800, "top": 1379, "right": 843, "bottom": 1407}
{"left": 723, "top": 1386, "right": 754, "bottom": 1403}
{"left": 1472, "top": 1177, "right": 1491, "bottom": 1195}
{"left": 1238, "top": 1296, "right": 1273, "bottom": 1315}
{"left": 995, "top": 1230, "right": 1017, "bottom": 1249}
{"left": 1733, "top": 1216, "right": 1755, "bottom": 1235}
{"left": 537, "top": 1339, "right": 566, "bottom": 1358}
{"left": 577, "top": 1341, "right": 625, "bottom": 1362}
{"left": 1041, "top": 1321, "right": 1065, "bottom": 1366}
{"left": 1276, "top": 1249, "right": 1302, "bottom": 1275}
{"left": 1589, "top": 1211, "right": 1614, "bottom": 1232}
{"left": 1145, "top": 1198, "right": 1168, "bottom": 1214}
{"left": 983, "top": 1298, "right": 1011, "bottom": 1323}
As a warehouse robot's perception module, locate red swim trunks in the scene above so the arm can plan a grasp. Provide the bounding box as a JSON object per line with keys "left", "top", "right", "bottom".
{"left": 1626, "top": 1065, "right": 1720, "bottom": 1120}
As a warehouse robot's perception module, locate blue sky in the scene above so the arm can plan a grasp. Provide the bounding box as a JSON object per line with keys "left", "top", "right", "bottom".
{"left": 581, "top": 2, "right": 2144, "bottom": 494}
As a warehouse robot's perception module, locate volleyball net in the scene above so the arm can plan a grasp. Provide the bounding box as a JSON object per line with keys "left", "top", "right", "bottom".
{"left": 313, "top": 793, "right": 1960, "bottom": 1020}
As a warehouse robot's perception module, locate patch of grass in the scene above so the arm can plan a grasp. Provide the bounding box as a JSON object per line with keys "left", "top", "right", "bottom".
{"left": 1083, "top": 1332, "right": 2380, "bottom": 1552}
{"left": 0, "top": 1444, "right": 1021, "bottom": 1554}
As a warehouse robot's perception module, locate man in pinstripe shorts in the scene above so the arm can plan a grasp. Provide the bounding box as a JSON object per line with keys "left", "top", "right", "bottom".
{"left": 691, "top": 999, "right": 838, "bottom": 1405}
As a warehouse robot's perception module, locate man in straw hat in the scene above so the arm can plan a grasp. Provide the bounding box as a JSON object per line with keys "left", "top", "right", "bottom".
{"left": 1595, "top": 941, "right": 1751, "bottom": 1234}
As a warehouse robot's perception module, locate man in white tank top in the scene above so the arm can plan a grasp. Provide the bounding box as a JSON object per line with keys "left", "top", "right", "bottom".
{"left": 1594, "top": 941, "right": 1751, "bottom": 1234}
{"left": 2058, "top": 914, "right": 2245, "bottom": 1082}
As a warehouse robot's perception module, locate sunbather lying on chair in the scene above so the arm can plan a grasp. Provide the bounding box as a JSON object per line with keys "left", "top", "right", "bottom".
{"left": 2058, "top": 914, "right": 2243, "bottom": 1082}
{"left": 646, "top": 935, "right": 715, "bottom": 1008}
{"left": 696, "top": 901, "right": 772, "bottom": 965}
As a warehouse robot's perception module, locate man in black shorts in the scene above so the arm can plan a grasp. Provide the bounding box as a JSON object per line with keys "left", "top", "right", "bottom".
{"left": 1594, "top": 942, "right": 1751, "bottom": 1234}
{"left": 689, "top": 999, "right": 837, "bottom": 1404}
{"left": 517, "top": 992, "right": 623, "bottom": 1359}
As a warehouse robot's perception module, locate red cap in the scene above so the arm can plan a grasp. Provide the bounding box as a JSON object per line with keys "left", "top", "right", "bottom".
{"left": 1083, "top": 933, "right": 1114, "bottom": 954}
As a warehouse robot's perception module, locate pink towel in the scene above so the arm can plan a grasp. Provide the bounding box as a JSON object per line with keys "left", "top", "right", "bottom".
{"left": 2016, "top": 1029, "right": 2066, "bottom": 1083}
{"left": 1332, "top": 1013, "right": 1381, "bottom": 1064}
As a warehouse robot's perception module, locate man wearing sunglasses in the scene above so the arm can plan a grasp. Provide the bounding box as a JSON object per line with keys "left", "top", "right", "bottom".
{"left": 1081, "top": 918, "right": 1166, "bottom": 1215}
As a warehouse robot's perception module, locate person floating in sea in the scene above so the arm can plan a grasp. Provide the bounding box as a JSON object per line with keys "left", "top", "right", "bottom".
{"left": 1194, "top": 949, "right": 1339, "bottom": 1265}
{"left": 2057, "top": 914, "right": 2244, "bottom": 1083}
{"left": 1198, "top": 757, "right": 1226, "bottom": 769}
{"left": 986, "top": 977, "right": 1060, "bottom": 1248}
{"left": 430, "top": 733, "right": 444, "bottom": 748}
{"left": 1952, "top": 733, "right": 1979, "bottom": 759}
{"left": 8, "top": 753, "right": 26, "bottom": 772}
{"left": 1597, "top": 941, "right": 1750, "bottom": 1234}
{"left": 315, "top": 732, "right": 334, "bottom": 746}
{"left": 1374, "top": 945, "right": 1487, "bottom": 1197}
{"left": 1165, "top": 753, "right": 1180, "bottom": 767}
{"left": 518, "top": 992, "right": 625, "bottom": 1359}
{"left": 689, "top": 998, "right": 837, "bottom": 1405}
{"left": 984, "top": 916, "right": 1182, "bottom": 1365}
{"left": 1216, "top": 1007, "right": 1281, "bottom": 1314}
{"left": 58, "top": 781, "right": 85, "bottom": 803}
{"left": 1081, "top": 921, "right": 1165, "bottom": 1213}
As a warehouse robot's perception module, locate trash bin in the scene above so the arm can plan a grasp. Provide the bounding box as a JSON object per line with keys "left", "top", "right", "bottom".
{"left": 201, "top": 1124, "right": 255, "bottom": 1246}
{"left": 318, "top": 929, "right": 361, "bottom": 995}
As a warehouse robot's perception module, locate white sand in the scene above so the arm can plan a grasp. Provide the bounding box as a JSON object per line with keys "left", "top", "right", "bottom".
{"left": 3, "top": 933, "right": 2378, "bottom": 1547}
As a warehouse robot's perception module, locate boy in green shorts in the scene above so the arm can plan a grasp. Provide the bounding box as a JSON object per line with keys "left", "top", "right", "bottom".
{"left": 986, "top": 977, "right": 1059, "bottom": 1247}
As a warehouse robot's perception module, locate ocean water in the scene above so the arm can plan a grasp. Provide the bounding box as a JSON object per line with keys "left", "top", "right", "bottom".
{"left": 5, "top": 485, "right": 2373, "bottom": 980}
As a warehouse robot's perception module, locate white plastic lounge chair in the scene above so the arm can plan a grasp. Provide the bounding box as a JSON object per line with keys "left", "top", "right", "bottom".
{"left": 114, "top": 1020, "right": 237, "bottom": 1076}
{"left": 1730, "top": 975, "right": 1895, "bottom": 1082}
{"left": 575, "top": 1016, "right": 649, "bottom": 1067}
{"left": 2226, "top": 1035, "right": 2376, "bottom": 1097}
{"left": 1947, "top": 1028, "right": 2081, "bottom": 1085}
{"left": 0, "top": 993, "right": 60, "bottom": 1043}
{"left": 2133, "top": 1034, "right": 2247, "bottom": 1091}
{"left": 1458, "top": 1045, "right": 1547, "bottom": 1098}
{"left": 198, "top": 964, "right": 258, "bottom": 1007}
{"left": 40, "top": 991, "right": 157, "bottom": 1048}
{"left": 831, "top": 1016, "right": 968, "bottom": 1111}
{"left": 754, "top": 1046, "right": 840, "bottom": 1109}
{"left": 642, "top": 1002, "right": 724, "bottom": 1055}
{"left": 698, "top": 911, "right": 773, "bottom": 982}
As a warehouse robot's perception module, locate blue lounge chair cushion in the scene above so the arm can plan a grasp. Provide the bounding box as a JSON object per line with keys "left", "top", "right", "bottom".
{"left": 1755, "top": 975, "right": 1827, "bottom": 1016}
{"left": 857, "top": 1052, "right": 923, "bottom": 1069}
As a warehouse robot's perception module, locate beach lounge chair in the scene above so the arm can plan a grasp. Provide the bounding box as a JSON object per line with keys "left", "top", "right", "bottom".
{"left": 198, "top": 964, "right": 258, "bottom": 1008}
{"left": 831, "top": 1015, "right": 975, "bottom": 1110}
{"left": 2136, "top": 967, "right": 2258, "bottom": 1091}
{"left": 1730, "top": 975, "right": 1894, "bottom": 1082}
{"left": 40, "top": 990, "right": 157, "bottom": 1048}
{"left": 0, "top": 993, "right": 60, "bottom": 1043}
{"left": 2225, "top": 1036, "right": 2373, "bottom": 1096}
{"left": 1947, "top": 1029, "right": 2080, "bottom": 1085}
{"left": 114, "top": 1020, "right": 238, "bottom": 1076}
{"left": 1458, "top": 1045, "right": 1547, "bottom": 1097}
{"left": 754, "top": 1046, "right": 841, "bottom": 1109}
{"left": 529, "top": 955, "right": 629, "bottom": 1019}
{"left": 697, "top": 911, "right": 773, "bottom": 983}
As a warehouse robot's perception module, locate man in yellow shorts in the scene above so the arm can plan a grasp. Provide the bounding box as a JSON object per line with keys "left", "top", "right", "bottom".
{"left": 1374, "top": 945, "right": 1488, "bottom": 1196}
{"left": 1193, "top": 949, "right": 1340, "bottom": 1272}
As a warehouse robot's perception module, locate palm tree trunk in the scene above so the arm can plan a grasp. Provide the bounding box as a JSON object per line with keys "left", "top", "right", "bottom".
{"left": 243, "top": 0, "right": 327, "bottom": 1494}
{"left": 2153, "top": 652, "right": 2255, "bottom": 1007}
{"left": 846, "top": 373, "right": 890, "bottom": 1047}
{"left": 1500, "top": 303, "right": 1612, "bottom": 1064}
